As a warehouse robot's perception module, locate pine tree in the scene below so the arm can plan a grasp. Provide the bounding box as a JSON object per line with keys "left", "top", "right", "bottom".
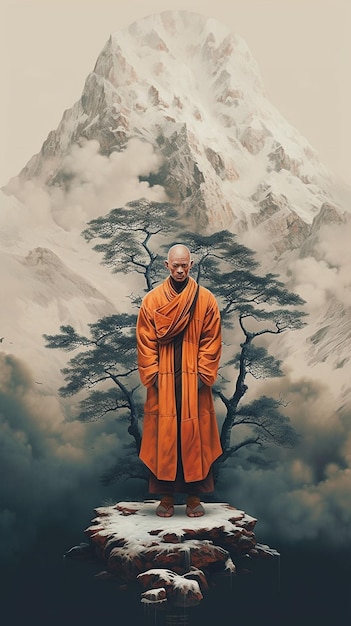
{"left": 44, "top": 200, "right": 306, "bottom": 484}
{"left": 170, "top": 231, "right": 305, "bottom": 468}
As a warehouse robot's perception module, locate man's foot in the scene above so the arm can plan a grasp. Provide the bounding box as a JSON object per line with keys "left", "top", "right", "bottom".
{"left": 186, "top": 496, "right": 205, "bottom": 517}
{"left": 156, "top": 497, "right": 174, "bottom": 518}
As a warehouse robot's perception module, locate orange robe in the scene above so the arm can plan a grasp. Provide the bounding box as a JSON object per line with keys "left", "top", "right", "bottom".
{"left": 136, "top": 276, "right": 222, "bottom": 483}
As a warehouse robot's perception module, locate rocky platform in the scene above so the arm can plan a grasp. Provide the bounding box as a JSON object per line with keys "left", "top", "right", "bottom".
{"left": 66, "top": 500, "right": 279, "bottom": 609}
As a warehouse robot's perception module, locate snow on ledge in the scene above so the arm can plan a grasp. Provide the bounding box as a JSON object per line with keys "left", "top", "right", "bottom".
{"left": 89, "top": 499, "right": 257, "bottom": 550}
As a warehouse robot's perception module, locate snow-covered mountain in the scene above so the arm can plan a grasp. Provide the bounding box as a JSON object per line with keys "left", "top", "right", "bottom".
{"left": 12, "top": 11, "right": 350, "bottom": 242}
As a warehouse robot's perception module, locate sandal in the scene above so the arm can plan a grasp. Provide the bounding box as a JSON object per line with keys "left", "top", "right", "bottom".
{"left": 186, "top": 496, "right": 205, "bottom": 517}
{"left": 156, "top": 498, "right": 174, "bottom": 518}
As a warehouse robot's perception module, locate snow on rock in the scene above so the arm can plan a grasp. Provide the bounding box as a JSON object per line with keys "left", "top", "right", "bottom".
{"left": 140, "top": 585, "right": 167, "bottom": 605}
{"left": 139, "top": 569, "right": 203, "bottom": 607}
{"left": 12, "top": 10, "right": 349, "bottom": 236}
{"left": 78, "top": 500, "right": 279, "bottom": 606}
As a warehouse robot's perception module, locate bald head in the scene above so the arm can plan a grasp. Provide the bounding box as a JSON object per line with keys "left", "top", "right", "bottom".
{"left": 167, "top": 244, "right": 191, "bottom": 261}
{"left": 165, "top": 244, "right": 193, "bottom": 283}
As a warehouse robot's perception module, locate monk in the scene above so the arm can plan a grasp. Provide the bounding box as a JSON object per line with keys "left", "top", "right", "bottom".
{"left": 136, "top": 244, "right": 222, "bottom": 518}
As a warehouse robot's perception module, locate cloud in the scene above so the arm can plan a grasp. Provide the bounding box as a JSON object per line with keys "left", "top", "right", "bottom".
{"left": 49, "top": 137, "right": 167, "bottom": 229}
{"left": 215, "top": 363, "right": 351, "bottom": 548}
{"left": 0, "top": 139, "right": 169, "bottom": 565}
{"left": 289, "top": 222, "right": 351, "bottom": 311}
{"left": 289, "top": 255, "right": 339, "bottom": 310}
{"left": 0, "top": 137, "right": 169, "bottom": 391}
{"left": 2, "top": 136, "right": 351, "bottom": 556}
{"left": 0, "top": 352, "right": 131, "bottom": 563}
{"left": 203, "top": 212, "right": 351, "bottom": 549}
{"left": 216, "top": 212, "right": 351, "bottom": 546}
{"left": 6, "top": 137, "right": 168, "bottom": 231}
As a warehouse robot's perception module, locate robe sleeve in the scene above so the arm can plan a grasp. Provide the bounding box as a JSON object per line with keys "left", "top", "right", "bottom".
{"left": 198, "top": 292, "right": 222, "bottom": 387}
{"left": 136, "top": 302, "right": 159, "bottom": 388}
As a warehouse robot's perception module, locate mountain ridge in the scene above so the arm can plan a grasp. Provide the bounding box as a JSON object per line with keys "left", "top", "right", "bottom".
{"left": 10, "top": 10, "right": 349, "bottom": 242}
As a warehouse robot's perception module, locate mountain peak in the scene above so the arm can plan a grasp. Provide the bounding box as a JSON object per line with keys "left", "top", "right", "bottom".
{"left": 12, "top": 9, "right": 350, "bottom": 238}
{"left": 127, "top": 10, "right": 233, "bottom": 42}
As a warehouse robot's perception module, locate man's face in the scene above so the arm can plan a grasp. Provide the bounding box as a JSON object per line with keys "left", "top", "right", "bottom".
{"left": 165, "top": 250, "right": 193, "bottom": 282}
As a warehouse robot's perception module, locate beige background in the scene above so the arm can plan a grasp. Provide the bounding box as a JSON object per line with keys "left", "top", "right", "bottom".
{"left": 0, "top": 0, "right": 350, "bottom": 187}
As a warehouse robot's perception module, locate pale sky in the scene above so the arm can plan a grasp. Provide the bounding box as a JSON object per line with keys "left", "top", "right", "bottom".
{"left": 1, "top": 0, "right": 350, "bottom": 187}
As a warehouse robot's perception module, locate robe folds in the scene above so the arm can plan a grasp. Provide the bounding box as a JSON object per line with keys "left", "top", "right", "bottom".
{"left": 136, "top": 275, "right": 223, "bottom": 483}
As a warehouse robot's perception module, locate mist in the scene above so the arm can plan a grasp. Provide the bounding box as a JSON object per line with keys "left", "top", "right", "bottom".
{"left": 0, "top": 138, "right": 167, "bottom": 565}
{"left": 2, "top": 139, "right": 351, "bottom": 557}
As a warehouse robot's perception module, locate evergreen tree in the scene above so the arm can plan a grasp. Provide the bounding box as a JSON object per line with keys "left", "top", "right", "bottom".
{"left": 165, "top": 231, "right": 305, "bottom": 466}
{"left": 44, "top": 200, "right": 306, "bottom": 484}
{"left": 44, "top": 199, "right": 185, "bottom": 483}
{"left": 82, "top": 198, "right": 181, "bottom": 291}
